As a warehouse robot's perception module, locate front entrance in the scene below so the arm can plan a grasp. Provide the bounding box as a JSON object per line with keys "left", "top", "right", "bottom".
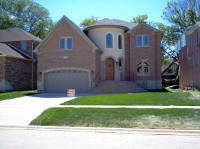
{"left": 105, "top": 58, "right": 115, "bottom": 80}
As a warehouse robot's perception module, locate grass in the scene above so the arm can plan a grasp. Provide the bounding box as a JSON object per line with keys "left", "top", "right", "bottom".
{"left": 0, "top": 90, "right": 37, "bottom": 101}
{"left": 30, "top": 107, "right": 200, "bottom": 129}
{"left": 61, "top": 89, "right": 200, "bottom": 106}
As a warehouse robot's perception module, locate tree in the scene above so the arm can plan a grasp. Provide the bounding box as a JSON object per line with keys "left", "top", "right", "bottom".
{"left": 0, "top": 0, "right": 54, "bottom": 39}
{"left": 163, "top": 0, "right": 200, "bottom": 33}
{"left": 80, "top": 16, "right": 98, "bottom": 28}
{"left": 161, "top": 0, "right": 200, "bottom": 59}
{"left": 155, "top": 23, "right": 180, "bottom": 60}
{"left": 131, "top": 15, "right": 148, "bottom": 23}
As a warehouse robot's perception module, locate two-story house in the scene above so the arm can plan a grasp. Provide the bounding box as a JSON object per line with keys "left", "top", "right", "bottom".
{"left": 0, "top": 28, "right": 41, "bottom": 91}
{"left": 178, "top": 22, "right": 200, "bottom": 90}
{"left": 36, "top": 16, "right": 163, "bottom": 93}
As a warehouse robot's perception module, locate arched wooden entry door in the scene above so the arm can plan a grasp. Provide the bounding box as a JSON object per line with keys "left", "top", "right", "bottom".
{"left": 105, "top": 58, "right": 115, "bottom": 80}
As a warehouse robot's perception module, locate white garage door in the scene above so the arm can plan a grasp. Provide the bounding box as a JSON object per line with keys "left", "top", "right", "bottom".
{"left": 44, "top": 70, "right": 90, "bottom": 93}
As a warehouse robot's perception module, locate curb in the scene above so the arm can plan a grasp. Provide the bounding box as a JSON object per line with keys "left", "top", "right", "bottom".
{"left": 55, "top": 105, "right": 200, "bottom": 109}
{"left": 1, "top": 125, "right": 200, "bottom": 136}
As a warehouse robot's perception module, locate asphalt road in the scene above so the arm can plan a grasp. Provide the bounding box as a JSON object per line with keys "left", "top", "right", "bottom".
{"left": 0, "top": 126, "right": 200, "bottom": 149}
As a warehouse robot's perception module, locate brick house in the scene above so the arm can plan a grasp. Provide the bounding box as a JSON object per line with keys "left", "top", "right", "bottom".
{"left": 178, "top": 22, "right": 200, "bottom": 90}
{"left": 0, "top": 28, "right": 41, "bottom": 92}
{"left": 36, "top": 16, "right": 163, "bottom": 93}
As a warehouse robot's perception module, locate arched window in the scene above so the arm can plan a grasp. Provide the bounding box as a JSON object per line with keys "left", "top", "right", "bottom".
{"left": 118, "top": 58, "right": 123, "bottom": 70}
{"left": 136, "top": 59, "right": 150, "bottom": 76}
{"left": 106, "top": 33, "right": 113, "bottom": 48}
{"left": 118, "top": 35, "right": 122, "bottom": 49}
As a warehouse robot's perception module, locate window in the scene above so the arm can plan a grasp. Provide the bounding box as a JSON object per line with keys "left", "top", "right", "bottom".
{"left": 118, "top": 35, "right": 122, "bottom": 49}
{"left": 136, "top": 35, "right": 149, "bottom": 47}
{"left": 59, "top": 37, "right": 72, "bottom": 50}
{"left": 21, "top": 42, "right": 27, "bottom": 50}
{"left": 136, "top": 59, "right": 150, "bottom": 76}
{"left": 106, "top": 33, "right": 113, "bottom": 48}
{"left": 143, "top": 35, "right": 149, "bottom": 46}
{"left": 136, "top": 36, "right": 142, "bottom": 47}
{"left": 118, "top": 58, "right": 123, "bottom": 70}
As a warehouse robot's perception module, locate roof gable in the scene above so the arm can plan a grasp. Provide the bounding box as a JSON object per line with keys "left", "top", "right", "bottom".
{"left": 35, "top": 16, "right": 100, "bottom": 53}
{"left": 127, "top": 23, "right": 162, "bottom": 34}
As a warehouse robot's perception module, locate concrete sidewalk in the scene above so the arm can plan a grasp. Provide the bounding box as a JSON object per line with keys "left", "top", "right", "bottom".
{"left": 56, "top": 105, "right": 200, "bottom": 109}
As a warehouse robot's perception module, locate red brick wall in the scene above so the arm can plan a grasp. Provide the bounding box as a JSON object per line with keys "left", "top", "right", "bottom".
{"left": 179, "top": 27, "right": 200, "bottom": 89}
{"left": 125, "top": 24, "right": 162, "bottom": 81}
{"left": 125, "top": 34, "right": 130, "bottom": 80}
{"left": 37, "top": 19, "right": 99, "bottom": 82}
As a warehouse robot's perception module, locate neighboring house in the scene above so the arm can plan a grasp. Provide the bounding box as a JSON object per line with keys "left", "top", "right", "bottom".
{"left": 36, "top": 16, "right": 163, "bottom": 93}
{"left": 0, "top": 28, "right": 41, "bottom": 92}
{"left": 178, "top": 22, "right": 200, "bottom": 90}
{"left": 161, "top": 60, "right": 179, "bottom": 87}
{"left": 162, "top": 61, "right": 179, "bottom": 79}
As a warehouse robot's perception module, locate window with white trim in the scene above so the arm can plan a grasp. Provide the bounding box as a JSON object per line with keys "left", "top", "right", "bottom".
{"left": 21, "top": 42, "right": 27, "bottom": 50}
{"left": 59, "top": 37, "right": 72, "bottom": 50}
{"left": 136, "top": 35, "right": 149, "bottom": 47}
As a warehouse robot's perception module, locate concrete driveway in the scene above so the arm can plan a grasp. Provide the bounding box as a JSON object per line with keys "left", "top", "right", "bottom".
{"left": 0, "top": 93, "right": 76, "bottom": 126}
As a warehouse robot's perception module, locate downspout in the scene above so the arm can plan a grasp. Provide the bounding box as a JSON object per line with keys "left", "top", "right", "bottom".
{"left": 31, "top": 41, "right": 34, "bottom": 89}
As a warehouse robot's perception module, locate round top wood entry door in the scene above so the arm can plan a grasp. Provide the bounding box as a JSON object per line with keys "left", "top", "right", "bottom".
{"left": 105, "top": 58, "right": 115, "bottom": 80}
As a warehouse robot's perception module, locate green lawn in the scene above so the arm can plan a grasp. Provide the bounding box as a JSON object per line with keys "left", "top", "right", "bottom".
{"left": 61, "top": 89, "right": 200, "bottom": 106}
{"left": 30, "top": 108, "right": 200, "bottom": 129}
{"left": 0, "top": 90, "right": 37, "bottom": 101}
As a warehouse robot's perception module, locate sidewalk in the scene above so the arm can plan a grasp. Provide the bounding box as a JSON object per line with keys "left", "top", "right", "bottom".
{"left": 55, "top": 105, "right": 200, "bottom": 109}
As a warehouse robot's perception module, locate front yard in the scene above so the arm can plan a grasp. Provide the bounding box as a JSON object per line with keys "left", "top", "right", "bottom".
{"left": 62, "top": 89, "right": 200, "bottom": 106}
{"left": 0, "top": 90, "right": 37, "bottom": 101}
{"left": 30, "top": 107, "right": 200, "bottom": 129}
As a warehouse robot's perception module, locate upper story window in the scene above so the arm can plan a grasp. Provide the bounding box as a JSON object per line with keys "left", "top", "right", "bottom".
{"left": 60, "top": 37, "right": 72, "bottom": 50}
{"left": 106, "top": 33, "right": 113, "bottom": 48}
{"left": 136, "top": 35, "right": 149, "bottom": 47}
{"left": 21, "top": 42, "right": 27, "bottom": 50}
{"left": 118, "top": 35, "right": 122, "bottom": 49}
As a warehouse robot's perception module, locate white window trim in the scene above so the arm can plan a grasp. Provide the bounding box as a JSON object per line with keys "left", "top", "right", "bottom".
{"left": 117, "top": 33, "right": 124, "bottom": 49}
{"left": 59, "top": 37, "right": 73, "bottom": 50}
{"left": 136, "top": 35, "right": 150, "bottom": 47}
{"left": 105, "top": 32, "right": 114, "bottom": 49}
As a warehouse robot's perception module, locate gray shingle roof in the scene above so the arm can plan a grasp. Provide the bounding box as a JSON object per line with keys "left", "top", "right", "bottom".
{"left": 84, "top": 18, "right": 138, "bottom": 31}
{"left": 0, "top": 43, "right": 26, "bottom": 59}
{"left": 0, "top": 28, "right": 42, "bottom": 42}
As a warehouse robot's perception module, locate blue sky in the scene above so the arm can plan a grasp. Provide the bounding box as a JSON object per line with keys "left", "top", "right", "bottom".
{"left": 35, "top": 0, "right": 169, "bottom": 25}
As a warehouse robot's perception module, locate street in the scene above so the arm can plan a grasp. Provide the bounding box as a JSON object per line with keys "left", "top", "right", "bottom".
{"left": 0, "top": 126, "right": 200, "bottom": 149}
